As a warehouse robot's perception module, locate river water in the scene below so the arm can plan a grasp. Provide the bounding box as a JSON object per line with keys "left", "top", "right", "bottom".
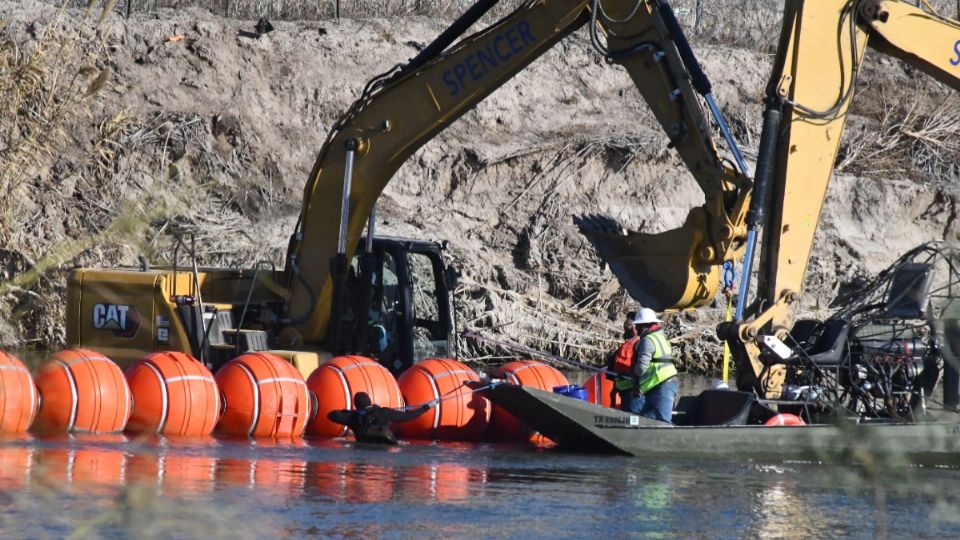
{"left": 1, "top": 433, "right": 959, "bottom": 539}
{"left": 2, "top": 373, "right": 959, "bottom": 539}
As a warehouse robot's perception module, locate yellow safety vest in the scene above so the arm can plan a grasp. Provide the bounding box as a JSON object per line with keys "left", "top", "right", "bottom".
{"left": 637, "top": 330, "right": 677, "bottom": 393}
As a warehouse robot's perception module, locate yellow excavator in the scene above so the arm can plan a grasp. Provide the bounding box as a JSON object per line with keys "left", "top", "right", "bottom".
{"left": 66, "top": 0, "right": 959, "bottom": 399}
{"left": 67, "top": 0, "right": 749, "bottom": 377}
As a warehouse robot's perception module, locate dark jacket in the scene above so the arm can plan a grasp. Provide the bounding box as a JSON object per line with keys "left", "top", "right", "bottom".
{"left": 328, "top": 403, "right": 431, "bottom": 444}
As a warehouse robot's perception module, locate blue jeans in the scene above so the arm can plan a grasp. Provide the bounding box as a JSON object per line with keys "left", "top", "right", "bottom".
{"left": 620, "top": 391, "right": 645, "bottom": 414}
{"left": 620, "top": 378, "right": 679, "bottom": 423}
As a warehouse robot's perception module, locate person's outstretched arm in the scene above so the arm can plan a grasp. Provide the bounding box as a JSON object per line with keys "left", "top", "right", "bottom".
{"left": 377, "top": 401, "right": 437, "bottom": 422}
{"left": 327, "top": 409, "right": 355, "bottom": 426}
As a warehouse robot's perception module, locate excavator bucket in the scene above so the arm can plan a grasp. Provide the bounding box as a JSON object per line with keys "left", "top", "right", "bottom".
{"left": 575, "top": 211, "right": 719, "bottom": 311}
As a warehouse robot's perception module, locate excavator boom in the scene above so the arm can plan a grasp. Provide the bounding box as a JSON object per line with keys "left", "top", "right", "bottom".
{"left": 285, "top": 0, "right": 749, "bottom": 346}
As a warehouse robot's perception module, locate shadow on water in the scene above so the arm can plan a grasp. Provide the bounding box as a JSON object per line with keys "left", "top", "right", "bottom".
{"left": 0, "top": 432, "right": 959, "bottom": 539}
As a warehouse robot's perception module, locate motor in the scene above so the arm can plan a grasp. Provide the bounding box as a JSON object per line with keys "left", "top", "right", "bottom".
{"left": 842, "top": 333, "right": 930, "bottom": 417}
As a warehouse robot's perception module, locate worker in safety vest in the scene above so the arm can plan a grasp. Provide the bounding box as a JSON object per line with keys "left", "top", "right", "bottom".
{"left": 615, "top": 308, "right": 679, "bottom": 422}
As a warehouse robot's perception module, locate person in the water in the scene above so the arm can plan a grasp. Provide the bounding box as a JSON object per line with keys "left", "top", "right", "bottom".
{"left": 328, "top": 391, "right": 437, "bottom": 444}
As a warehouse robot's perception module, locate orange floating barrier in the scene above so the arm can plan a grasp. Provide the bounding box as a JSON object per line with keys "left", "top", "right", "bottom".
{"left": 33, "top": 349, "right": 132, "bottom": 434}
{"left": 215, "top": 352, "right": 310, "bottom": 438}
{"left": 125, "top": 351, "right": 220, "bottom": 436}
{"left": 305, "top": 355, "right": 403, "bottom": 437}
{"left": 0, "top": 350, "right": 38, "bottom": 433}
{"left": 765, "top": 413, "right": 806, "bottom": 426}
{"left": 395, "top": 358, "right": 489, "bottom": 441}
{"left": 489, "top": 360, "right": 567, "bottom": 441}
{"left": 583, "top": 372, "right": 620, "bottom": 409}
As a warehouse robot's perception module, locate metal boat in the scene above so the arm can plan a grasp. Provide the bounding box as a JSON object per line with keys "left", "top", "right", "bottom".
{"left": 484, "top": 384, "right": 960, "bottom": 465}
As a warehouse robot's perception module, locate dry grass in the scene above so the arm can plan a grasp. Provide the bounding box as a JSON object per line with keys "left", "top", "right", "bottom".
{"left": 0, "top": 2, "right": 119, "bottom": 345}
{"left": 0, "top": 3, "right": 112, "bottom": 235}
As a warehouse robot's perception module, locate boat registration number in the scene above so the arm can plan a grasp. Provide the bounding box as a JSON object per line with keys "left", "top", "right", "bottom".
{"left": 593, "top": 415, "right": 641, "bottom": 428}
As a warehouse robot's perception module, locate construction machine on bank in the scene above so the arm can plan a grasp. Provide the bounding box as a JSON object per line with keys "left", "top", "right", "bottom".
{"left": 67, "top": 0, "right": 960, "bottom": 455}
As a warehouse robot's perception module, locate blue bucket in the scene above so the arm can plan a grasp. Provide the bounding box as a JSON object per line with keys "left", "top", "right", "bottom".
{"left": 553, "top": 385, "right": 588, "bottom": 401}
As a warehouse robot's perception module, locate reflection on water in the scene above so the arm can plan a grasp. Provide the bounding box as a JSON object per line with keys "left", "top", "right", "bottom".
{"left": 3, "top": 367, "right": 960, "bottom": 539}
{"left": 0, "top": 435, "right": 959, "bottom": 538}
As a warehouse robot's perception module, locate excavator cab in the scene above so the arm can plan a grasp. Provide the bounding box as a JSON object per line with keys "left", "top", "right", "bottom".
{"left": 333, "top": 236, "right": 457, "bottom": 376}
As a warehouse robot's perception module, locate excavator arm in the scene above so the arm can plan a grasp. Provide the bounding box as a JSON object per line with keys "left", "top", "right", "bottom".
{"left": 282, "top": 0, "right": 749, "bottom": 347}
{"left": 728, "top": 0, "right": 960, "bottom": 395}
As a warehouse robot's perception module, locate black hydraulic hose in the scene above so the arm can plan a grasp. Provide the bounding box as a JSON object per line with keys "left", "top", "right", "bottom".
{"left": 733, "top": 102, "right": 781, "bottom": 320}
{"left": 651, "top": 0, "right": 710, "bottom": 95}
{"left": 651, "top": 0, "right": 751, "bottom": 180}
{"left": 589, "top": 0, "right": 657, "bottom": 60}
{"left": 745, "top": 104, "right": 782, "bottom": 229}
{"left": 393, "top": 0, "right": 500, "bottom": 81}
{"left": 283, "top": 256, "right": 317, "bottom": 326}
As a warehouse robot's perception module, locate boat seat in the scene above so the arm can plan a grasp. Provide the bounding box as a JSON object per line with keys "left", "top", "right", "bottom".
{"left": 797, "top": 319, "right": 850, "bottom": 367}
{"left": 882, "top": 263, "right": 932, "bottom": 319}
{"left": 789, "top": 319, "right": 821, "bottom": 348}
{"left": 763, "top": 319, "right": 850, "bottom": 367}
{"left": 671, "top": 396, "right": 699, "bottom": 426}
{"left": 679, "top": 390, "right": 754, "bottom": 426}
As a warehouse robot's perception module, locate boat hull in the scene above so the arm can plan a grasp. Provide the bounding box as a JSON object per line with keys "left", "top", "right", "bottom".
{"left": 484, "top": 384, "right": 960, "bottom": 465}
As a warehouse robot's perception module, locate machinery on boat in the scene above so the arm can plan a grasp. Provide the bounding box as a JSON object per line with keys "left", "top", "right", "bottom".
{"left": 768, "top": 242, "right": 960, "bottom": 421}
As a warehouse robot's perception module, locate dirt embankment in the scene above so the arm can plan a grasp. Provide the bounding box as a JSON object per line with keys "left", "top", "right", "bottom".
{"left": 0, "top": 1, "right": 957, "bottom": 372}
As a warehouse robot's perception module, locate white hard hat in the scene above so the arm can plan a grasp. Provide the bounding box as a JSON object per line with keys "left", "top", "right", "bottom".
{"left": 633, "top": 307, "right": 661, "bottom": 325}
{"left": 711, "top": 380, "right": 730, "bottom": 390}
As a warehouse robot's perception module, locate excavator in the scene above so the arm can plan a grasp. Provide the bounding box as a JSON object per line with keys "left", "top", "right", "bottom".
{"left": 66, "top": 0, "right": 959, "bottom": 407}
{"left": 66, "top": 0, "right": 749, "bottom": 378}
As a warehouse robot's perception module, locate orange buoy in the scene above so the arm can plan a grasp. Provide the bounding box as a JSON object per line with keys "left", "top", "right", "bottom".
{"left": 215, "top": 352, "right": 310, "bottom": 438}
{"left": 0, "top": 350, "right": 38, "bottom": 434}
{"left": 489, "top": 360, "right": 567, "bottom": 441}
{"left": 125, "top": 351, "right": 220, "bottom": 436}
{"left": 583, "top": 372, "right": 620, "bottom": 409}
{"left": 395, "top": 358, "right": 489, "bottom": 441}
{"left": 765, "top": 413, "right": 806, "bottom": 426}
{"left": 33, "top": 349, "right": 132, "bottom": 434}
{"left": 305, "top": 355, "right": 403, "bottom": 437}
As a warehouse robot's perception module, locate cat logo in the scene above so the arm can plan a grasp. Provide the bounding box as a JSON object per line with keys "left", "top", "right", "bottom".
{"left": 92, "top": 303, "right": 140, "bottom": 339}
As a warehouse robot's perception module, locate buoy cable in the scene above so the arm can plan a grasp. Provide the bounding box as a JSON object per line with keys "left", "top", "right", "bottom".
{"left": 399, "top": 382, "right": 495, "bottom": 411}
